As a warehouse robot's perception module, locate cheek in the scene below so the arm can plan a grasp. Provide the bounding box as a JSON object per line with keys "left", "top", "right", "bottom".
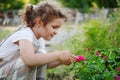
{"left": 46, "top": 27, "right": 53, "bottom": 33}
{"left": 43, "top": 28, "right": 51, "bottom": 37}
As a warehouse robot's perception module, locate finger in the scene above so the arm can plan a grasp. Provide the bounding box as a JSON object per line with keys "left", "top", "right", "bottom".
{"left": 69, "top": 57, "right": 76, "bottom": 62}
{"left": 65, "top": 54, "right": 75, "bottom": 62}
{"left": 65, "top": 61, "right": 72, "bottom": 65}
{"left": 70, "top": 54, "right": 77, "bottom": 60}
{"left": 67, "top": 56, "right": 76, "bottom": 63}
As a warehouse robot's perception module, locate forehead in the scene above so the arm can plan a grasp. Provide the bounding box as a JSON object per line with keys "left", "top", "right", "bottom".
{"left": 48, "top": 18, "right": 64, "bottom": 26}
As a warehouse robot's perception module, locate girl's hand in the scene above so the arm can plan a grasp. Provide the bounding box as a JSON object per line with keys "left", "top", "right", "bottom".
{"left": 58, "top": 50, "right": 77, "bottom": 63}
{"left": 61, "top": 61, "right": 72, "bottom": 66}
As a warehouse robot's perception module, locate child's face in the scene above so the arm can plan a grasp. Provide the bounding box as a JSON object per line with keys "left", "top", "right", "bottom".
{"left": 39, "top": 18, "right": 64, "bottom": 40}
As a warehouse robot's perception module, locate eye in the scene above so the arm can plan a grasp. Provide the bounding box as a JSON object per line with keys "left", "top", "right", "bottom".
{"left": 52, "top": 25, "right": 60, "bottom": 29}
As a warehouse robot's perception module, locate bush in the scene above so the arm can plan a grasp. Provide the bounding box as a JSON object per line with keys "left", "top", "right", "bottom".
{"left": 70, "top": 48, "right": 120, "bottom": 80}
{"left": 59, "top": 9, "right": 120, "bottom": 80}
{"left": 83, "top": 18, "right": 111, "bottom": 49}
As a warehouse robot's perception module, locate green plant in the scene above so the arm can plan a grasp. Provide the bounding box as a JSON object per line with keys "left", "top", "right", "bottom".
{"left": 0, "top": 29, "right": 11, "bottom": 41}
{"left": 69, "top": 48, "right": 120, "bottom": 80}
{"left": 58, "top": 9, "right": 120, "bottom": 80}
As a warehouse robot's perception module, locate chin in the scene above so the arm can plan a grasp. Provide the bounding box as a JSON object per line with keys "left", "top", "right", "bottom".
{"left": 45, "top": 38, "right": 52, "bottom": 41}
{"left": 43, "top": 36, "right": 53, "bottom": 41}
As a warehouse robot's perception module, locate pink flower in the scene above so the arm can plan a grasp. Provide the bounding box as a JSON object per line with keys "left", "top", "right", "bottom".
{"left": 103, "top": 56, "right": 107, "bottom": 60}
{"left": 116, "top": 67, "right": 120, "bottom": 71}
{"left": 76, "top": 55, "right": 85, "bottom": 62}
{"left": 96, "top": 51, "right": 101, "bottom": 56}
{"left": 114, "top": 75, "right": 120, "bottom": 80}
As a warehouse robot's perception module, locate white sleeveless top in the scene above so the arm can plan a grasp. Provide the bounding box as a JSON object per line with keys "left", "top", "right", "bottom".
{"left": 0, "top": 25, "right": 47, "bottom": 79}
{"left": 0, "top": 25, "right": 46, "bottom": 58}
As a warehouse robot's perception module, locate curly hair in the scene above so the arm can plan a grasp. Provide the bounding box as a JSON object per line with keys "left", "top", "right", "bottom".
{"left": 22, "top": 1, "right": 67, "bottom": 28}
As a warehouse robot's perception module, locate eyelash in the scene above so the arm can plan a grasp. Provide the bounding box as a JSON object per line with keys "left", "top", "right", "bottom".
{"left": 52, "top": 26, "right": 57, "bottom": 29}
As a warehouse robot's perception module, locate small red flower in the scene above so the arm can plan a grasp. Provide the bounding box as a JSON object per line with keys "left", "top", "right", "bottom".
{"left": 103, "top": 56, "right": 107, "bottom": 60}
{"left": 96, "top": 51, "right": 101, "bottom": 56}
{"left": 76, "top": 55, "right": 85, "bottom": 62}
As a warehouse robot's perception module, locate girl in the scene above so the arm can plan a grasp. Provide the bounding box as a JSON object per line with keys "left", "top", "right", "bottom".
{"left": 0, "top": 1, "right": 77, "bottom": 80}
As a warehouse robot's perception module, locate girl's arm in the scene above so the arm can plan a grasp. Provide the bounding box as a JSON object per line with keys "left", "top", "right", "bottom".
{"left": 18, "top": 39, "right": 76, "bottom": 67}
{"left": 47, "top": 60, "right": 73, "bottom": 69}
{"left": 47, "top": 60, "right": 62, "bottom": 69}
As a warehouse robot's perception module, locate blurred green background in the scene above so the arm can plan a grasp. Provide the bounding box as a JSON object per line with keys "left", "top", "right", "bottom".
{"left": 0, "top": 0, "right": 118, "bottom": 11}
{"left": 0, "top": 0, "right": 120, "bottom": 80}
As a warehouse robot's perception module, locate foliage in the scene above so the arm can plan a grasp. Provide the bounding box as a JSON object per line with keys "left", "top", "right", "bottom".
{"left": 83, "top": 18, "right": 114, "bottom": 49}
{"left": 117, "top": 0, "right": 120, "bottom": 7}
{"left": 0, "top": 0, "right": 29, "bottom": 11}
{"left": 70, "top": 48, "right": 120, "bottom": 80}
{"left": 60, "top": 0, "right": 90, "bottom": 12}
{"left": 47, "top": 66, "right": 70, "bottom": 80}
{"left": 29, "top": 0, "right": 42, "bottom": 5}
{"left": 57, "top": 8, "right": 120, "bottom": 80}
{"left": 60, "top": 17, "right": 120, "bottom": 50}
{"left": 60, "top": 0, "right": 118, "bottom": 12}
{"left": 59, "top": 27, "right": 120, "bottom": 79}
{"left": 0, "top": 28, "right": 11, "bottom": 41}
{"left": 79, "top": 8, "right": 120, "bottom": 49}
{"left": 0, "top": 0, "right": 118, "bottom": 12}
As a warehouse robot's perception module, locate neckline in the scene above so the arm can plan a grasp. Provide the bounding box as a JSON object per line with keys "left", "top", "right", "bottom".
{"left": 25, "top": 26, "right": 39, "bottom": 41}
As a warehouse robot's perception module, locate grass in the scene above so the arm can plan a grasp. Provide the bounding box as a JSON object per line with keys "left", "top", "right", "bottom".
{"left": 0, "top": 26, "right": 16, "bottom": 41}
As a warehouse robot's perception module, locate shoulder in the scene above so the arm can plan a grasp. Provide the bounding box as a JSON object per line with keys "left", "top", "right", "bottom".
{"left": 17, "top": 27, "right": 32, "bottom": 35}
{"left": 11, "top": 26, "right": 34, "bottom": 43}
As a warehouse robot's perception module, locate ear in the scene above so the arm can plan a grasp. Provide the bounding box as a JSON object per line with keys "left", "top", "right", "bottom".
{"left": 35, "top": 18, "right": 43, "bottom": 25}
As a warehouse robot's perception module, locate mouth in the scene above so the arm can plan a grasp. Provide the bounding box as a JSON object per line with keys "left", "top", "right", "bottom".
{"left": 45, "top": 35, "right": 54, "bottom": 40}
